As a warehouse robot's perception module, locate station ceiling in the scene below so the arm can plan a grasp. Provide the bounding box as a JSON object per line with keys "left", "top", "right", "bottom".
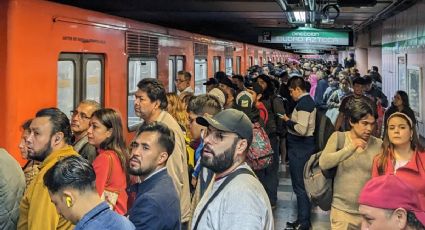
{"left": 51, "top": 0, "right": 417, "bottom": 52}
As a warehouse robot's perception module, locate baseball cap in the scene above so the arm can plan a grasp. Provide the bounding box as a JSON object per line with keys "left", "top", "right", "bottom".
{"left": 235, "top": 91, "right": 253, "bottom": 108}
{"left": 358, "top": 175, "right": 425, "bottom": 226}
{"left": 196, "top": 108, "right": 253, "bottom": 143}
{"left": 208, "top": 88, "right": 225, "bottom": 108}
{"left": 203, "top": 78, "right": 218, "bottom": 86}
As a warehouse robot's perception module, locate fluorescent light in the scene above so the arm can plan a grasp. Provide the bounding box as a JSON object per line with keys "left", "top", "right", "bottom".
{"left": 293, "top": 11, "right": 306, "bottom": 22}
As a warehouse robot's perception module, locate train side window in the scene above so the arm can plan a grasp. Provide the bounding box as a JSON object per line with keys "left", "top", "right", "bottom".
{"left": 213, "top": 56, "right": 221, "bottom": 74}
{"left": 249, "top": 56, "right": 253, "bottom": 67}
{"left": 127, "top": 58, "right": 157, "bottom": 131}
{"left": 57, "top": 60, "right": 76, "bottom": 116}
{"left": 194, "top": 58, "right": 207, "bottom": 95}
{"left": 225, "top": 57, "right": 233, "bottom": 76}
{"left": 235, "top": 56, "right": 241, "bottom": 75}
{"left": 85, "top": 60, "right": 102, "bottom": 103}
{"left": 168, "top": 56, "right": 185, "bottom": 92}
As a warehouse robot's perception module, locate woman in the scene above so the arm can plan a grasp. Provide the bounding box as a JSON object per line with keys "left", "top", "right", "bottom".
{"left": 383, "top": 90, "right": 416, "bottom": 135}
{"left": 326, "top": 77, "right": 352, "bottom": 124}
{"left": 166, "top": 92, "right": 195, "bottom": 169}
{"left": 88, "top": 108, "right": 128, "bottom": 215}
{"left": 372, "top": 112, "right": 425, "bottom": 207}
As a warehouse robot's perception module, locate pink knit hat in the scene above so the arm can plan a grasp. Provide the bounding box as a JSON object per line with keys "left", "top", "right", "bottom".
{"left": 358, "top": 175, "right": 425, "bottom": 225}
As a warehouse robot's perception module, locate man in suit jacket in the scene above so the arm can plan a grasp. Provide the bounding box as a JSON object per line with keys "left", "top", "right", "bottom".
{"left": 128, "top": 122, "right": 181, "bottom": 230}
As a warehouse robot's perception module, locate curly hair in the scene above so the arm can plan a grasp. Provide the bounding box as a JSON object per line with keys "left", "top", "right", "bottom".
{"left": 166, "top": 93, "right": 190, "bottom": 136}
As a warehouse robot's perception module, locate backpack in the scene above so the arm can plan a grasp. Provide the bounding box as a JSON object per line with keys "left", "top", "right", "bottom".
{"left": 246, "top": 122, "right": 274, "bottom": 171}
{"left": 314, "top": 110, "right": 335, "bottom": 152}
{"left": 270, "top": 94, "right": 288, "bottom": 137}
{"left": 303, "top": 132, "right": 345, "bottom": 211}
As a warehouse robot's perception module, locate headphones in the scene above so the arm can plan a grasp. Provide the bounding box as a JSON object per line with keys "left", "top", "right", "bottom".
{"left": 66, "top": 197, "right": 72, "bottom": 208}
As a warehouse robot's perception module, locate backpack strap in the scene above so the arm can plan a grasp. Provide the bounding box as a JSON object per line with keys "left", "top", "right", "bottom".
{"left": 193, "top": 168, "right": 255, "bottom": 230}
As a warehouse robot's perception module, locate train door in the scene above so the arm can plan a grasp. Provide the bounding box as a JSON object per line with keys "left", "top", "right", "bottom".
{"left": 57, "top": 53, "right": 104, "bottom": 117}
{"left": 194, "top": 58, "right": 207, "bottom": 95}
{"left": 236, "top": 56, "right": 241, "bottom": 74}
{"left": 213, "top": 56, "right": 221, "bottom": 74}
{"left": 225, "top": 57, "right": 233, "bottom": 76}
{"left": 127, "top": 57, "right": 157, "bottom": 131}
{"left": 168, "top": 56, "right": 185, "bottom": 92}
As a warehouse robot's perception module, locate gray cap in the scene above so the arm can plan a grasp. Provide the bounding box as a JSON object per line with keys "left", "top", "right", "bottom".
{"left": 196, "top": 109, "right": 253, "bottom": 143}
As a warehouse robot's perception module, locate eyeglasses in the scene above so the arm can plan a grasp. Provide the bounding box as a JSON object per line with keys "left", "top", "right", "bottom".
{"left": 202, "top": 128, "right": 238, "bottom": 143}
{"left": 175, "top": 79, "right": 187, "bottom": 83}
{"left": 70, "top": 110, "right": 91, "bottom": 120}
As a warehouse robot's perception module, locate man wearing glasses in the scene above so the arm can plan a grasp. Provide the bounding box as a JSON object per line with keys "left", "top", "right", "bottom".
{"left": 70, "top": 100, "right": 101, "bottom": 163}
{"left": 191, "top": 109, "right": 273, "bottom": 230}
{"left": 176, "top": 71, "right": 194, "bottom": 96}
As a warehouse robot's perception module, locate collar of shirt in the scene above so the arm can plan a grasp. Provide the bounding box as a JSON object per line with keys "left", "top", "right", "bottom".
{"left": 75, "top": 202, "right": 110, "bottom": 229}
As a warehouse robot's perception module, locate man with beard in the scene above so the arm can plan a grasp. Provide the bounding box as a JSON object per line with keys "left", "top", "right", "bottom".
{"left": 127, "top": 122, "right": 180, "bottom": 230}
{"left": 134, "top": 78, "right": 190, "bottom": 228}
{"left": 319, "top": 100, "right": 383, "bottom": 229}
{"left": 191, "top": 109, "right": 273, "bottom": 230}
{"left": 18, "top": 108, "right": 78, "bottom": 230}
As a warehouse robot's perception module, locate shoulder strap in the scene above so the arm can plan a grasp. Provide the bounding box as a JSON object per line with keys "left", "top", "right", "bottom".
{"left": 193, "top": 168, "right": 255, "bottom": 230}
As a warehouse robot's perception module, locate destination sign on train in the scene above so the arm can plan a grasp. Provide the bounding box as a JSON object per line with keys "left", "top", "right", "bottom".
{"left": 259, "top": 28, "right": 349, "bottom": 45}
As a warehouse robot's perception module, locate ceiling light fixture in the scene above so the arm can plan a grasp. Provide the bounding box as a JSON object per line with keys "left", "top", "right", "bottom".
{"left": 293, "top": 11, "right": 306, "bottom": 23}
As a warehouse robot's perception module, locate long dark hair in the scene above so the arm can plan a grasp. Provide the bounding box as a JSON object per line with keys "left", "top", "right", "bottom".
{"left": 376, "top": 113, "right": 424, "bottom": 175}
{"left": 92, "top": 108, "right": 128, "bottom": 173}
{"left": 397, "top": 90, "right": 410, "bottom": 107}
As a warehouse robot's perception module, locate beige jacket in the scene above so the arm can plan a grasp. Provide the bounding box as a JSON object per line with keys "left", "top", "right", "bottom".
{"left": 156, "top": 111, "right": 191, "bottom": 222}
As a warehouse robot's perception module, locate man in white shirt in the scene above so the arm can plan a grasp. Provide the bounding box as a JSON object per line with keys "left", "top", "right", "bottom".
{"left": 191, "top": 109, "right": 274, "bottom": 230}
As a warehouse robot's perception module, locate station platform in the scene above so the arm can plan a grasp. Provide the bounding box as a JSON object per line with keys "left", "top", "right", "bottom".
{"left": 274, "top": 164, "right": 331, "bottom": 230}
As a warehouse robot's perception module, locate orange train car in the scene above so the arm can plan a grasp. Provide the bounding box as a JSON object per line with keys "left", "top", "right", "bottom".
{"left": 0, "top": 0, "right": 298, "bottom": 165}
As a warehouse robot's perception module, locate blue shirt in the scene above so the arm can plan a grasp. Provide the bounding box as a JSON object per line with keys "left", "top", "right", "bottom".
{"left": 75, "top": 202, "right": 135, "bottom": 230}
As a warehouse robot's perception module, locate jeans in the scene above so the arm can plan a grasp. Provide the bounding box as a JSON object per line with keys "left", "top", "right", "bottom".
{"left": 287, "top": 134, "right": 315, "bottom": 226}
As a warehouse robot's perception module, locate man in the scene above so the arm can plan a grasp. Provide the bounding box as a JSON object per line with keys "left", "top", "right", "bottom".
{"left": 18, "top": 108, "right": 79, "bottom": 230}
{"left": 70, "top": 100, "right": 100, "bottom": 163}
{"left": 43, "top": 155, "right": 135, "bottom": 230}
{"left": 176, "top": 71, "right": 194, "bottom": 96}
{"left": 280, "top": 76, "right": 316, "bottom": 230}
{"left": 319, "top": 100, "right": 383, "bottom": 229}
{"left": 218, "top": 77, "right": 237, "bottom": 109}
{"left": 344, "top": 53, "right": 356, "bottom": 69}
{"left": 128, "top": 122, "right": 180, "bottom": 230}
{"left": 231, "top": 75, "right": 246, "bottom": 94}
{"left": 0, "top": 148, "right": 25, "bottom": 230}
{"left": 203, "top": 78, "right": 219, "bottom": 93}
{"left": 335, "top": 77, "right": 375, "bottom": 132}
{"left": 370, "top": 66, "right": 383, "bottom": 90}
{"left": 358, "top": 175, "right": 425, "bottom": 230}
{"left": 134, "top": 78, "right": 191, "bottom": 227}
{"left": 191, "top": 109, "right": 273, "bottom": 230}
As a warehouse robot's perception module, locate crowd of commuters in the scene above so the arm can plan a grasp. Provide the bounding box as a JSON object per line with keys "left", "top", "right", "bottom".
{"left": 0, "top": 57, "right": 424, "bottom": 230}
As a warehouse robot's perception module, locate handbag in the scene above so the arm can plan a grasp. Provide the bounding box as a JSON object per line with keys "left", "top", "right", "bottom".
{"left": 101, "top": 152, "right": 120, "bottom": 210}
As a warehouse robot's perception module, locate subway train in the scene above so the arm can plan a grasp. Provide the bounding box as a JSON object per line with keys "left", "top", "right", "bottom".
{"left": 0, "top": 0, "right": 297, "bottom": 164}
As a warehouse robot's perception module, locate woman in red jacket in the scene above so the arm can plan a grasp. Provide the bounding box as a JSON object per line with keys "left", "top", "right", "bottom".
{"left": 87, "top": 108, "right": 128, "bottom": 215}
{"left": 372, "top": 112, "right": 425, "bottom": 207}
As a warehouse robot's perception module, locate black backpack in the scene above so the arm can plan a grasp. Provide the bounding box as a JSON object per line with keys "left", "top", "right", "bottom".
{"left": 270, "top": 94, "right": 288, "bottom": 137}
{"left": 313, "top": 110, "right": 335, "bottom": 152}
